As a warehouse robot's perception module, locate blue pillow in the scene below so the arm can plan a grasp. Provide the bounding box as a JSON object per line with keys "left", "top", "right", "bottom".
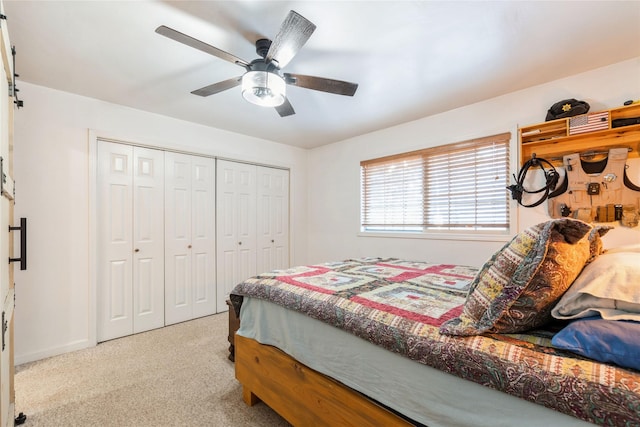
{"left": 552, "top": 316, "right": 640, "bottom": 371}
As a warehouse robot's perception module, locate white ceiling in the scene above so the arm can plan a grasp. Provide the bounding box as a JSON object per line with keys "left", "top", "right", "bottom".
{"left": 4, "top": 1, "right": 640, "bottom": 149}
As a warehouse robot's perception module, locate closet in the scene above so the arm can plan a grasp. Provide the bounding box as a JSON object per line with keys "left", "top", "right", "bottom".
{"left": 216, "top": 160, "right": 289, "bottom": 312}
{"left": 96, "top": 141, "right": 165, "bottom": 342}
{"left": 97, "top": 144, "right": 289, "bottom": 339}
{"left": 164, "top": 152, "right": 216, "bottom": 325}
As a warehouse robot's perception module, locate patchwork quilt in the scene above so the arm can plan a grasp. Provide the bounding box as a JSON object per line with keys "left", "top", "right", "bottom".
{"left": 230, "top": 258, "right": 640, "bottom": 426}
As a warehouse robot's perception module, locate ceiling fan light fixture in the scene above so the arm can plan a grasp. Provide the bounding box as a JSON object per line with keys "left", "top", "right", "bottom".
{"left": 241, "top": 71, "right": 286, "bottom": 107}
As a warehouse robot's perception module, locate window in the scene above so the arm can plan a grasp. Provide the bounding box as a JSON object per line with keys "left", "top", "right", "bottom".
{"left": 360, "top": 132, "right": 511, "bottom": 233}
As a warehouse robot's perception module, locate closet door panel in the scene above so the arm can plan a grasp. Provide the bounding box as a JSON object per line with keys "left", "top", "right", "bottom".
{"left": 237, "top": 193, "right": 253, "bottom": 244}
{"left": 172, "top": 255, "right": 189, "bottom": 305}
{"left": 165, "top": 152, "right": 192, "bottom": 325}
{"left": 97, "top": 142, "right": 134, "bottom": 342}
{"left": 216, "top": 162, "right": 238, "bottom": 312}
{"left": 136, "top": 259, "right": 153, "bottom": 314}
{"left": 191, "top": 157, "right": 215, "bottom": 318}
{"left": 166, "top": 153, "right": 215, "bottom": 323}
{"left": 132, "top": 147, "right": 164, "bottom": 334}
{"left": 220, "top": 251, "right": 236, "bottom": 297}
{"left": 216, "top": 160, "right": 256, "bottom": 312}
{"left": 217, "top": 186, "right": 236, "bottom": 306}
{"left": 218, "top": 192, "right": 235, "bottom": 241}
{"left": 257, "top": 167, "right": 289, "bottom": 274}
{"left": 107, "top": 260, "right": 129, "bottom": 320}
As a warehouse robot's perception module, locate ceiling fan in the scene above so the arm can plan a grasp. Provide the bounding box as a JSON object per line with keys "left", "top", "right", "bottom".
{"left": 155, "top": 10, "right": 358, "bottom": 117}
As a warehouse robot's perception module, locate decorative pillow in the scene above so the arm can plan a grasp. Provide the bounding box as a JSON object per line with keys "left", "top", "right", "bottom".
{"left": 551, "top": 316, "right": 640, "bottom": 371}
{"left": 586, "top": 225, "right": 612, "bottom": 263}
{"left": 440, "top": 218, "right": 593, "bottom": 336}
{"left": 551, "top": 251, "right": 640, "bottom": 321}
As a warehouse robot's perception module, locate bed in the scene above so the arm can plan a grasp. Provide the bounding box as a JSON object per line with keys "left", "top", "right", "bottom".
{"left": 229, "top": 219, "right": 640, "bottom": 426}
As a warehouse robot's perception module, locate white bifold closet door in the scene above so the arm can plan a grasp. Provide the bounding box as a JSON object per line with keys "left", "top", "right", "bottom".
{"left": 97, "top": 141, "right": 165, "bottom": 342}
{"left": 256, "top": 166, "right": 290, "bottom": 274}
{"left": 164, "top": 152, "right": 216, "bottom": 325}
{"left": 216, "top": 160, "right": 257, "bottom": 312}
{"left": 216, "top": 160, "right": 290, "bottom": 312}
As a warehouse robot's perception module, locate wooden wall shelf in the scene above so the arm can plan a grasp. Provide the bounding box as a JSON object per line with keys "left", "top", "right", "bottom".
{"left": 519, "top": 103, "right": 640, "bottom": 165}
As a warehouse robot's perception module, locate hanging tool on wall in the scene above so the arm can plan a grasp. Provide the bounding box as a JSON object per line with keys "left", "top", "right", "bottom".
{"left": 507, "top": 154, "right": 559, "bottom": 207}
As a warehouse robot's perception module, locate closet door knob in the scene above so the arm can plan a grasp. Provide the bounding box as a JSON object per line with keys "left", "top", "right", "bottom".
{"left": 271, "top": 239, "right": 274, "bottom": 243}
{"left": 238, "top": 241, "right": 242, "bottom": 245}
{"left": 134, "top": 248, "right": 140, "bottom": 253}
{"left": 188, "top": 245, "right": 192, "bottom": 249}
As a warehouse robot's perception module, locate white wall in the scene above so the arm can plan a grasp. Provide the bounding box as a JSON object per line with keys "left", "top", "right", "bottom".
{"left": 13, "top": 58, "right": 640, "bottom": 364}
{"left": 13, "top": 82, "right": 308, "bottom": 364}
{"left": 306, "top": 58, "right": 640, "bottom": 265}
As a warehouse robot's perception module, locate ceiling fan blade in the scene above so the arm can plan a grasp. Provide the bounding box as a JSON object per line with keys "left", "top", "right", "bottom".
{"left": 284, "top": 73, "right": 358, "bottom": 96}
{"left": 275, "top": 97, "right": 295, "bottom": 117}
{"left": 155, "top": 25, "right": 250, "bottom": 68}
{"left": 265, "top": 11, "right": 316, "bottom": 68}
{"left": 191, "top": 77, "right": 242, "bottom": 97}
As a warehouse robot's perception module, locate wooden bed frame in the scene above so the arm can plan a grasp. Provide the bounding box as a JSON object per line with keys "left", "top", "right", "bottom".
{"left": 234, "top": 334, "right": 413, "bottom": 427}
{"left": 227, "top": 301, "right": 412, "bottom": 426}
{"left": 227, "top": 301, "right": 607, "bottom": 426}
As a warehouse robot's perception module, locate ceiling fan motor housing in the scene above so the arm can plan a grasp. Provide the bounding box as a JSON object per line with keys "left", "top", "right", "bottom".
{"left": 255, "top": 38, "right": 272, "bottom": 59}
{"left": 247, "top": 58, "right": 282, "bottom": 75}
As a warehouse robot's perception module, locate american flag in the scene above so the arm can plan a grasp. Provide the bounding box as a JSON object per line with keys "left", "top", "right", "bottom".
{"left": 569, "top": 112, "right": 609, "bottom": 135}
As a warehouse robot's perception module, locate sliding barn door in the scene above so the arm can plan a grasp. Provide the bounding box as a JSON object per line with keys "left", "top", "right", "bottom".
{"left": 164, "top": 153, "right": 215, "bottom": 325}
{"left": 256, "top": 167, "right": 290, "bottom": 274}
{"left": 0, "top": 3, "right": 15, "bottom": 422}
{"left": 97, "top": 142, "right": 164, "bottom": 341}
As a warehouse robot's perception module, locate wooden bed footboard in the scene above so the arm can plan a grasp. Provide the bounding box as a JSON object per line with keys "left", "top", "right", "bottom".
{"left": 234, "top": 334, "right": 413, "bottom": 427}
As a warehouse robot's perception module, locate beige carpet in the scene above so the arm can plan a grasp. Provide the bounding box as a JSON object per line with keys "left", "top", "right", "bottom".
{"left": 15, "top": 313, "right": 290, "bottom": 426}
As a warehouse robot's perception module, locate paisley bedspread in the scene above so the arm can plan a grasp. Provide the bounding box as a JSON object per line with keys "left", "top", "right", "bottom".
{"left": 230, "top": 258, "right": 640, "bottom": 426}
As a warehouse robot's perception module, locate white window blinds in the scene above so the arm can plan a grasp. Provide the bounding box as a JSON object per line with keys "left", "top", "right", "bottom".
{"left": 360, "top": 132, "right": 511, "bottom": 232}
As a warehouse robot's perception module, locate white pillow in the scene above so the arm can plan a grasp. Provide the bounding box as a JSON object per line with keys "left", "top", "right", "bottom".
{"left": 551, "top": 251, "right": 640, "bottom": 321}
{"left": 604, "top": 243, "right": 640, "bottom": 254}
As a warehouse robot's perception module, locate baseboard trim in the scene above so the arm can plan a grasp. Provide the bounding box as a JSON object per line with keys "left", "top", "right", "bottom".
{"left": 15, "top": 338, "right": 93, "bottom": 366}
